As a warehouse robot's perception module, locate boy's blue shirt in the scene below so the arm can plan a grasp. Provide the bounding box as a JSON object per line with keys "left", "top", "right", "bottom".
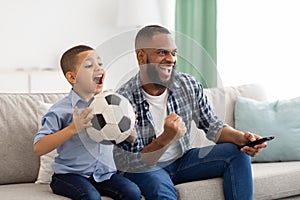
{"left": 34, "top": 89, "right": 116, "bottom": 182}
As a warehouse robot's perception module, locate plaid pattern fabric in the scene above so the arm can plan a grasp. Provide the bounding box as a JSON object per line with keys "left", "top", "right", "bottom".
{"left": 114, "top": 72, "right": 225, "bottom": 172}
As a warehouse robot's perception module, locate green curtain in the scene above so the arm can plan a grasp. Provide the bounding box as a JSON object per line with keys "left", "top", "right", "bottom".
{"left": 175, "top": 0, "right": 217, "bottom": 88}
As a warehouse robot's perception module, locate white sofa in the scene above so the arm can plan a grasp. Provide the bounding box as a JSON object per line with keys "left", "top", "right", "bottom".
{"left": 0, "top": 84, "right": 299, "bottom": 200}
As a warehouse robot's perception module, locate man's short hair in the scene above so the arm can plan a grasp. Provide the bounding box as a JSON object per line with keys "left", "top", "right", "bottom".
{"left": 135, "top": 25, "right": 171, "bottom": 50}
{"left": 60, "top": 45, "right": 94, "bottom": 75}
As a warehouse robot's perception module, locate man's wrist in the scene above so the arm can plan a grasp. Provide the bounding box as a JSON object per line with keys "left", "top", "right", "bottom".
{"left": 156, "top": 132, "right": 174, "bottom": 147}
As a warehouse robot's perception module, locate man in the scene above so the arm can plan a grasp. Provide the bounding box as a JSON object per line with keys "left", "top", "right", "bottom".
{"left": 114, "top": 25, "right": 266, "bottom": 200}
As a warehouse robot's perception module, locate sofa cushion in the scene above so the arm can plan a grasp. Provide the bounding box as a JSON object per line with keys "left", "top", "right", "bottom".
{"left": 35, "top": 149, "right": 57, "bottom": 184}
{"left": 235, "top": 96, "right": 300, "bottom": 162}
{"left": 0, "top": 183, "right": 115, "bottom": 200}
{"left": 35, "top": 102, "right": 58, "bottom": 184}
{"left": 175, "top": 178, "right": 224, "bottom": 200}
{"left": 0, "top": 183, "right": 68, "bottom": 200}
{"left": 190, "top": 84, "right": 267, "bottom": 148}
{"left": 204, "top": 84, "right": 267, "bottom": 127}
{"left": 0, "top": 93, "right": 66, "bottom": 184}
{"left": 252, "top": 161, "right": 300, "bottom": 199}
{"left": 173, "top": 161, "right": 300, "bottom": 200}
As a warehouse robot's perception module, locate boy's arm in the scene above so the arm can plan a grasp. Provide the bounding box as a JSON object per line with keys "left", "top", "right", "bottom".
{"left": 34, "top": 125, "right": 77, "bottom": 156}
{"left": 34, "top": 106, "right": 93, "bottom": 156}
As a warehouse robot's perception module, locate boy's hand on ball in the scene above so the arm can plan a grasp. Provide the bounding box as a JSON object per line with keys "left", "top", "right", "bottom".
{"left": 163, "top": 112, "right": 186, "bottom": 142}
{"left": 71, "top": 106, "right": 94, "bottom": 134}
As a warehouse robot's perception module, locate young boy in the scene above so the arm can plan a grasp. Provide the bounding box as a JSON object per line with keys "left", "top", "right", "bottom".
{"left": 33, "top": 45, "right": 141, "bottom": 200}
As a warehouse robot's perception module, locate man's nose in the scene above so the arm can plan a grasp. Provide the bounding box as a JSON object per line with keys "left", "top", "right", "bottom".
{"left": 165, "top": 52, "right": 176, "bottom": 63}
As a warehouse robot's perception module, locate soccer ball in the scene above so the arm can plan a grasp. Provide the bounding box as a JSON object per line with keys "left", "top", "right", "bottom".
{"left": 86, "top": 90, "right": 135, "bottom": 144}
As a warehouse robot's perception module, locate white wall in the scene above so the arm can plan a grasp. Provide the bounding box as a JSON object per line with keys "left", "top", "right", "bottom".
{"left": 217, "top": 0, "right": 300, "bottom": 100}
{"left": 0, "top": 0, "right": 175, "bottom": 70}
{"left": 0, "top": 0, "right": 175, "bottom": 92}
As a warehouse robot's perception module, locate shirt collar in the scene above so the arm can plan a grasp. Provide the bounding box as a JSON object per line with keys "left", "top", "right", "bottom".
{"left": 133, "top": 72, "right": 180, "bottom": 105}
{"left": 132, "top": 73, "right": 145, "bottom": 105}
{"left": 69, "top": 89, "right": 87, "bottom": 108}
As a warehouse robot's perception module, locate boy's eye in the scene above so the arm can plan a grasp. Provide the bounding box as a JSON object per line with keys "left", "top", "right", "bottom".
{"left": 85, "top": 65, "right": 93, "bottom": 68}
{"left": 98, "top": 63, "right": 103, "bottom": 67}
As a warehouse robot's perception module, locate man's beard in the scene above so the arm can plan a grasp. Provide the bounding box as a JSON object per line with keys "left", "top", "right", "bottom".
{"left": 146, "top": 61, "right": 175, "bottom": 90}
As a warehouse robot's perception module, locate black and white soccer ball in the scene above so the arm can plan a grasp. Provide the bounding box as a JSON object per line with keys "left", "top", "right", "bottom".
{"left": 86, "top": 90, "right": 135, "bottom": 144}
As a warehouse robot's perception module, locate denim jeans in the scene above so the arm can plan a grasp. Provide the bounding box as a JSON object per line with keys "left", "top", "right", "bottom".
{"left": 124, "top": 143, "right": 252, "bottom": 200}
{"left": 50, "top": 173, "right": 141, "bottom": 200}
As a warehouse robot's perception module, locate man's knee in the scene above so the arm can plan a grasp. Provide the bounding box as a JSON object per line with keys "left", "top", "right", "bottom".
{"left": 125, "top": 170, "right": 178, "bottom": 200}
{"left": 226, "top": 143, "right": 251, "bottom": 165}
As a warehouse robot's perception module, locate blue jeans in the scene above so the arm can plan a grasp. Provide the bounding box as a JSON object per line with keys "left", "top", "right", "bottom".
{"left": 124, "top": 143, "right": 252, "bottom": 200}
{"left": 50, "top": 173, "right": 141, "bottom": 200}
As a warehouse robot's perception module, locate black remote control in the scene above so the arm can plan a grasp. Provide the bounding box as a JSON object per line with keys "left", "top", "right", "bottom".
{"left": 238, "top": 136, "right": 275, "bottom": 149}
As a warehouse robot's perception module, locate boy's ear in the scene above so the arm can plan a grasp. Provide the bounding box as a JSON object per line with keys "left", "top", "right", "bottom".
{"left": 136, "top": 50, "right": 146, "bottom": 65}
{"left": 65, "top": 71, "right": 76, "bottom": 84}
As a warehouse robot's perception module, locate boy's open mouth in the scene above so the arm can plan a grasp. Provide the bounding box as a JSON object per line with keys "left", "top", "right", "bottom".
{"left": 93, "top": 74, "right": 103, "bottom": 85}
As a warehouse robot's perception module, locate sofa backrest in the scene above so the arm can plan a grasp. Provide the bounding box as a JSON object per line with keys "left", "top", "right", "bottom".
{"left": 204, "top": 84, "right": 267, "bottom": 127}
{"left": 190, "top": 84, "right": 268, "bottom": 147}
{"left": 0, "top": 84, "right": 267, "bottom": 184}
{"left": 0, "top": 93, "right": 67, "bottom": 185}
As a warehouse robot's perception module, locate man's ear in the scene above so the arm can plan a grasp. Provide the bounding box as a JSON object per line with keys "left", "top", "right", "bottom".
{"left": 136, "top": 50, "right": 146, "bottom": 65}
{"left": 65, "top": 71, "right": 76, "bottom": 85}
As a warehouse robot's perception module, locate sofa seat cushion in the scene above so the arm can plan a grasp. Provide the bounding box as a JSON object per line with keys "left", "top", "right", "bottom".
{"left": 173, "top": 161, "right": 300, "bottom": 200}
{"left": 0, "top": 183, "right": 68, "bottom": 200}
{"left": 252, "top": 161, "right": 300, "bottom": 199}
{"left": 0, "top": 183, "right": 116, "bottom": 200}
{"left": 175, "top": 178, "right": 224, "bottom": 200}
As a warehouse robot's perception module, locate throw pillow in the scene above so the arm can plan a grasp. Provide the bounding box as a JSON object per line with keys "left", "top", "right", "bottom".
{"left": 235, "top": 96, "right": 300, "bottom": 162}
{"left": 35, "top": 102, "right": 58, "bottom": 184}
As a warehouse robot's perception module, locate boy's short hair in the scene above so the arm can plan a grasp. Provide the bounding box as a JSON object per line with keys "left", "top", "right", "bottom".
{"left": 60, "top": 45, "right": 94, "bottom": 75}
{"left": 135, "top": 25, "right": 171, "bottom": 50}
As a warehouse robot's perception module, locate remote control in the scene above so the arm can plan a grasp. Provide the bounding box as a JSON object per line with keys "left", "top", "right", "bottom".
{"left": 238, "top": 136, "right": 275, "bottom": 149}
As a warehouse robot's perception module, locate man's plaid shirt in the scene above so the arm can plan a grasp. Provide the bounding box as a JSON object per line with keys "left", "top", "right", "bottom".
{"left": 114, "top": 72, "right": 226, "bottom": 172}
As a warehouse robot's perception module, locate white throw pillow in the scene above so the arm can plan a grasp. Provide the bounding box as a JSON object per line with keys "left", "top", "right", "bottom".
{"left": 35, "top": 102, "right": 58, "bottom": 184}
